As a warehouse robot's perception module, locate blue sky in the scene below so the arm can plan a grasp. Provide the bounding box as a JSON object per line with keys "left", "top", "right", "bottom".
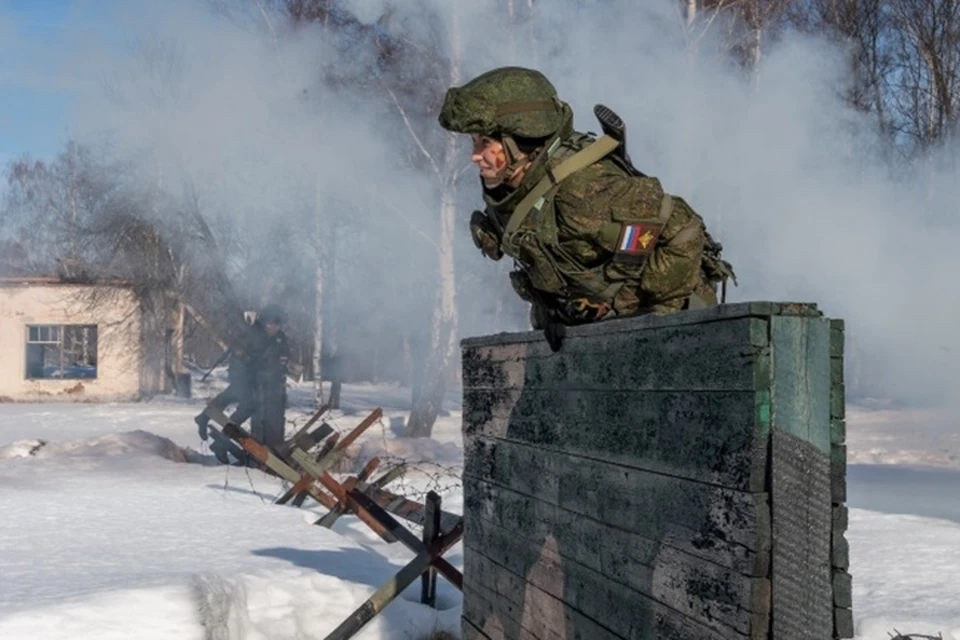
{"left": 0, "top": 0, "right": 117, "bottom": 165}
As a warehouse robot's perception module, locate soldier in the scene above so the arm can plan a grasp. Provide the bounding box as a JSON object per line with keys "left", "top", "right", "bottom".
{"left": 438, "top": 66, "right": 735, "bottom": 349}
{"left": 195, "top": 313, "right": 266, "bottom": 463}
{"left": 249, "top": 304, "right": 291, "bottom": 449}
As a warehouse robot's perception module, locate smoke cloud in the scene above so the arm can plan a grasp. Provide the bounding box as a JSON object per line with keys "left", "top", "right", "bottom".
{"left": 3, "top": 0, "right": 958, "bottom": 411}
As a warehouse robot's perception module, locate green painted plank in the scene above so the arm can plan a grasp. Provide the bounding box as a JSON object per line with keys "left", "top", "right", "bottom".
{"left": 829, "top": 320, "right": 845, "bottom": 359}
{"left": 832, "top": 571, "right": 853, "bottom": 609}
{"left": 831, "top": 384, "right": 846, "bottom": 420}
{"left": 834, "top": 607, "right": 854, "bottom": 639}
{"left": 464, "top": 441, "right": 765, "bottom": 561}
{"left": 464, "top": 485, "right": 763, "bottom": 636}
{"left": 832, "top": 444, "right": 848, "bottom": 503}
{"left": 460, "top": 301, "right": 820, "bottom": 350}
{"left": 770, "top": 431, "right": 833, "bottom": 640}
{"left": 464, "top": 539, "right": 742, "bottom": 640}
{"left": 462, "top": 317, "right": 770, "bottom": 393}
{"left": 831, "top": 419, "right": 846, "bottom": 445}
{"left": 806, "top": 318, "right": 833, "bottom": 454}
{"left": 770, "top": 316, "right": 831, "bottom": 454}
{"left": 463, "top": 389, "right": 766, "bottom": 492}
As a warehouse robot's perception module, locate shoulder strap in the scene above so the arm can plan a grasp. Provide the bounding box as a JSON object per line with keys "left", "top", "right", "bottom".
{"left": 500, "top": 135, "right": 620, "bottom": 255}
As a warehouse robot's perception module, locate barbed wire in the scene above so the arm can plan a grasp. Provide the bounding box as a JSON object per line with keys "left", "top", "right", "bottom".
{"left": 214, "top": 409, "right": 466, "bottom": 512}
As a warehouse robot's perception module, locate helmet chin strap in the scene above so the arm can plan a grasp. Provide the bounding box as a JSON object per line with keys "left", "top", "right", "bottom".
{"left": 483, "top": 134, "right": 528, "bottom": 189}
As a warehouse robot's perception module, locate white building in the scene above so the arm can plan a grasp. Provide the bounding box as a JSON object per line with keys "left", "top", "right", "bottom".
{"left": 0, "top": 277, "right": 146, "bottom": 402}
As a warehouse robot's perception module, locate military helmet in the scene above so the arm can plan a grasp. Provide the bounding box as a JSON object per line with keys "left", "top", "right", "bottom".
{"left": 438, "top": 66, "right": 568, "bottom": 139}
{"left": 258, "top": 304, "right": 286, "bottom": 325}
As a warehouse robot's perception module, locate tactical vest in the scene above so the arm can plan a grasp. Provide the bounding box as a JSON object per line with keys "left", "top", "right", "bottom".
{"left": 483, "top": 133, "right": 736, "bottom": 313}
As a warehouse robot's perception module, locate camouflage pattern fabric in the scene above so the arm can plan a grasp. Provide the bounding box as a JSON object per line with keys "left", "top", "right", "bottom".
{"left": 438, "top": 66, "right": 565, "bottom": 139}
{"left": 481, "top": 134, "right": 718, "bottom": 319}
{"left": 440, "top": 66, "right": 732, "bottom": 326}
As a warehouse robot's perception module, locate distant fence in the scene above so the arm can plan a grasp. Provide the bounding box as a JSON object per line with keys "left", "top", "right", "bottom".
{"left": 459, "top": 302, "right": 852, "bottom": 640}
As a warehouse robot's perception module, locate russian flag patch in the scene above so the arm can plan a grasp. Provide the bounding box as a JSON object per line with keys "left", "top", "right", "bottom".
{"left": 614, "top": 223, "right": 660, "bottom": 263}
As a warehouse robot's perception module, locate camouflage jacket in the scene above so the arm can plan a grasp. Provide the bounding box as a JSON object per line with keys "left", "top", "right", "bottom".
{"left": 474, "top": 132, "right": 728, "bottom": 321}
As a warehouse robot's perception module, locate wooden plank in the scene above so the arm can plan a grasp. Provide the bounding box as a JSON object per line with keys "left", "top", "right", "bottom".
{"left": 832, "top": 534, "right": 850, "bottom": 571}
{"left": 832, "top": 504, "right": 848, "bottom": 533}
{"left": 212, "top": 419, "right": 342, "bottom": 512}
{"left": 353, "top": 484, "right": 462, "bottom": 535}
{"left": 346, "top": 488, "right": 465, "bottom": 591}
{"left": 463, "top": 389, "right": 767, "bottom": 492}
{"left": 459, "top": 301, "right": 820, "bottom": 351}
{"left": 767, "top": 315, "right": 834, "bottom": 638}
{"left": 749, "top": 578, "right": 772, "bottom": 640}
{"left": 462, "top": 317, "right": 770, "bottom": 393}
{"left": 463, "top": 582, "right": 568, "bottom": 640}
{"left": 832, "top": 444, "right": 848, "bottom": 503}
{"left": 289, "top": 408, "right": 383, "bottom": 480}
{"left": 829, "top": 319, "right": 845, "bottom": 358}
{"left": 324, "top": 550, "right": 435, "bottom": 640}
{"left": 465, "top": 536, "right": 741, "bottom": 640}
{"left": 770, "top": 431, "right": 833, "bottom": 640}
{"left": 834, "top": 607, "right": 854, "bottom": 639}
{"left": 465, "top": 472, "right": 765, "bottom": 578}
{"left": 466, "top": 500, "right": 763, "bottom": 636}
{"left": 277, "top": 421, "right": 334, "bottom": 460}
{"left": 289, "top": 435, "right": 342, "bottom": 507}
{"left": 461, "top": 616, "right": 497, "bottom": 640}
{"left": 459, "top": 308, "right": 840, "bottom": 640}
{"left": 465, "top": 439, "right": 765, "bottom": 556}
{"left": 770, "top": 316, "right": 832, "bottom": 454}
{"left": 276, "top": 404, "right": 330, "bottom": 458}
{"left": 319, "top": 494, "right": 465, "bottom": 638}
{"left": 214, "top": 415, "right": 397, "bottom": 544}
{"left": 830, "top": 357, "right": 844, "bottom": 389}
{"left": 831, "top": 419, "right": 846, "bottom": 445}
{"left": 315, "top": 457, "right": 382, "bottom": 528}
{"left": 831, "top": 384, "right": 846, "bottom": 420}
{"left": 832, "top": 570, "right": 853, "bottom": 609}
{"left": 370, "top": 463, "right": 407, "bottom": 490}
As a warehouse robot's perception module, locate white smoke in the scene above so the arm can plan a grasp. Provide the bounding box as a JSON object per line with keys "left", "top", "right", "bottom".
{"left": 2, "top": 0, "right": 957, "bottom": 411}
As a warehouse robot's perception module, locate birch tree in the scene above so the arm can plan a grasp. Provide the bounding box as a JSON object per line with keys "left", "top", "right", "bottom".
{"left": 280, "top": 0, "right": 470, "bottom": 436}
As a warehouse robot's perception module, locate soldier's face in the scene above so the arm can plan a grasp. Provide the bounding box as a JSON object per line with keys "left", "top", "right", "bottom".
{"left": 471, "top": 135, "right": 506, "bottom": 179}
{"left": 265, "top": 321, "right": 280, "bottom": 337}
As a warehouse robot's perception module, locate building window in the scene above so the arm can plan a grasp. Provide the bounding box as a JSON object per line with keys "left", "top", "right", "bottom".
{"left": 25, "top": 325, "right": 99, "bottom": 380}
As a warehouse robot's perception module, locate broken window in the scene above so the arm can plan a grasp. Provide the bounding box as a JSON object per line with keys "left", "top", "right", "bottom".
{"left": 25, "top": 325, "right": 98, "bottom": 380}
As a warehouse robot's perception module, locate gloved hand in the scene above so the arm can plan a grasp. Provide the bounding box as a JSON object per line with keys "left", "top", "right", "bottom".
{"left": 563, "top": 297, "right": 611, "bottom": 323}
{"left": 470, "top": 210, "right": 503, "bottom": 261}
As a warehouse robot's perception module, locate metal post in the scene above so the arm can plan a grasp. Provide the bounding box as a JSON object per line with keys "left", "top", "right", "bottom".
{"left": 324, "top": 552, "right": 433, "bottom": 640}
{"left": 420, "top": 491, "right": 441, "bottom": 607}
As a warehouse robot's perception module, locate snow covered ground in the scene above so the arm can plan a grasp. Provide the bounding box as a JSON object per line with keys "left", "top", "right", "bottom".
{"left": 0, "top": 378, "right": 957, "bottom": 639}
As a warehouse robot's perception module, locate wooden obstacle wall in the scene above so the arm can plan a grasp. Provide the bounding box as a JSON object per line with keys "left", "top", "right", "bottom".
{"left": 460, "top": 302, "right": 852, "bottom": 640}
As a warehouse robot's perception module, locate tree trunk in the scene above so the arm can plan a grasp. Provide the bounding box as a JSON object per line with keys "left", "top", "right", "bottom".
{"left": 528, "top": 0, "right": 540, "bottom": 68}
{"left": 405, "top": 175, "right": 460, "bottom": 437}
{"left": 748, "top": 18, "right": 763, "bottom": 72}
{"left": 684, "top": 0, "right": 699, "bottom": 62}
{"left": 405, "top": 15, "right": 463, "bottom": 438}
{"left": 328, "top": 223, "right": 341, "bottom": 410}
{"left": 313, "top": 187, "right": 325, "bottom": 408}
{"left": 172, "top": 295, "right": 185, "bottom": 377}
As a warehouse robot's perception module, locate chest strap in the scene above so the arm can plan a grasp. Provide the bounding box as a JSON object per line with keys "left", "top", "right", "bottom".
{"left": 500, "top": 135, "right": 620, "bottom": 256}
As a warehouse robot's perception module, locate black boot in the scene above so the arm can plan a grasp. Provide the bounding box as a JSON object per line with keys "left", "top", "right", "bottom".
{"left": 208, "top": 432, "right": 231, "bottom": 465}
{"left": 194, "top": 413, "right": 210, "bottom": 441}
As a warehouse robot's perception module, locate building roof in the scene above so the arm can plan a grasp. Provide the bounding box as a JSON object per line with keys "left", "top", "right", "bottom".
{"left": 0, "top": 276, "right": 134, "bottom": 288}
